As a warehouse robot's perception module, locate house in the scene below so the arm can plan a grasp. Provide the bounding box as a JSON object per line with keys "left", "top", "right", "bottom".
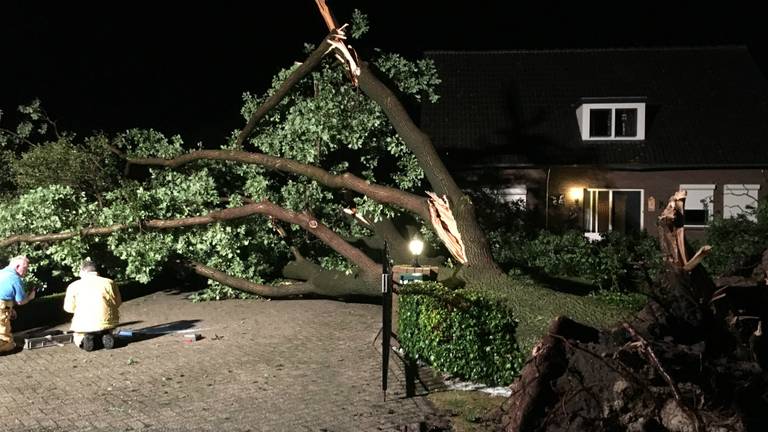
{"left": 421, "top": 46, "right": 768, "bottom": 238}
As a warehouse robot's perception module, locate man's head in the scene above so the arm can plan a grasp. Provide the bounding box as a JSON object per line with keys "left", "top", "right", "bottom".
{"left": 80, "top": 259, "right": 97, "bottom": 275}
{"left": 9, "top": 255, "right": 29, "bottom": 277}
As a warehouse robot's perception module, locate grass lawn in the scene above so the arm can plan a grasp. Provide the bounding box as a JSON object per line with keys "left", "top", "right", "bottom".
{"left": 428, "top": 390, "right": 506, "bottom": 432}
{"left": 487, "top": 273, "right": 645, "bottom": 352}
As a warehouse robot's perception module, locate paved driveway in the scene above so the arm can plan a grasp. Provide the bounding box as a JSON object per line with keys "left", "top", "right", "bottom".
{"left": 0, "top": 289, "right": 442, "bottom": 431}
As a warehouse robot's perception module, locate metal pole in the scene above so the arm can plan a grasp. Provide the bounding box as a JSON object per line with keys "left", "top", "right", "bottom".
{"left": 381, "top": 241, "right": 392, "bottom": 400}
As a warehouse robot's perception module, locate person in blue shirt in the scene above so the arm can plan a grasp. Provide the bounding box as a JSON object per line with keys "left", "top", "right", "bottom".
{"left": 0, "top": 256, "right": 36, "bottom": 353}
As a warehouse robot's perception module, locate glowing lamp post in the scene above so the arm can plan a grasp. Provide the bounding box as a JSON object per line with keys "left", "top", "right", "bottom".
{"left": 408, "top": 238, "right": 424, "bottom": 268}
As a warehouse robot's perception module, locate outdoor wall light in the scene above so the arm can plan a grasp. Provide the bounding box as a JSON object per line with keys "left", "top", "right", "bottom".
{"left": 568, "top": 187, "right": 584, "bottom": 203}
{"left": 408, "top": 238, "right": 424, "bottom": 267}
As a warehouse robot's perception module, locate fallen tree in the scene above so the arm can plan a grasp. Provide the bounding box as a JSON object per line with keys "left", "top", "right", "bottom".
{"left": 0, "top": 5, "right": 452, "bottom": 296}
{"left": 1, "top": 3, "right": 504, "bottom": 298}
{"left": 0, "top": 4, "right": 633, "bottom": 368}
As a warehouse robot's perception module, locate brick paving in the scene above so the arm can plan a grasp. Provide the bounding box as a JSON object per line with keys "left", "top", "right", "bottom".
{"left": 0, "top": 290, "right": 445, "bottom": 431}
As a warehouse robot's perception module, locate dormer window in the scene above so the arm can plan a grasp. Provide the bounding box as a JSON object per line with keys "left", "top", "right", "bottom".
{"left": 576, "top": 99, "right": 646, "bottom": 141}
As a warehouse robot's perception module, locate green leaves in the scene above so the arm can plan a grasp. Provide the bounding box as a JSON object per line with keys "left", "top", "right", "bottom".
{"left": 398, "top": 282, "right": 523, "bottom": 386}
{"left": 115, "top": 128, "right": 184, "bottom": 159}
{"left": 374, "top": 53, "right": 442, "bottom": 103}
{"left": 0, "top": 24, "right": 445, "bottom": 300}
{"left": 108, "top": 232, "right": 174, "bottom": 283}
{"left": 704, "top": 197, "right": 768, "bottom": 276}
{"left": 11, "top": 134, "right": 122, "bottom": 196}
{"left": 349, "top": 9, "right": 370, "bottom": 39}
{"left": 0, "top": 185, "right": 93, "bottom": 237}
{"left": 513, "top": 230, "right": 661, "bottom": 291}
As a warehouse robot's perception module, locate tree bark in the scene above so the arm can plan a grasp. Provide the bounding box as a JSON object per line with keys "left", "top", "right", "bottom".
{"left": 189, "top": 260, "right": 377, "bottom": 298}
{"left": 282, "top": 258, "right": 378, "bottom": 297}
{"left": 500, "top": 316, "right": 599, "bottom": 431}
{"left": 1, "top": 200, "right": 379, "bottom": 278}
{"left": 111, "top": 148, "right": 430, "bottom": 222}
{"left": 357, "top": 63, "right": 501, "bottom": 275}
{"left": 232, "top": 38, "right": 333, "bottom": 149}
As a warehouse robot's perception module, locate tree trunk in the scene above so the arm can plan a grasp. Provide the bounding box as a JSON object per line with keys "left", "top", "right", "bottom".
{"left": 358, "top": 64, "right": 502, "bottom": 276}
{"left": 190, "top": 259, "right": 378, "bottom": 299}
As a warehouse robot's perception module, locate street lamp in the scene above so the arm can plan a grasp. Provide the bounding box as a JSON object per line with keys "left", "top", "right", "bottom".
{"left": 408, "top": 238, "right": 424, "bottom": 268}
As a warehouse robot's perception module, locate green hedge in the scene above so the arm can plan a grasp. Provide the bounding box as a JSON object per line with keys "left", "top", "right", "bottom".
{"left": 506, "top": 230, "right": 661, "bottom": 291}
{"left": 398, "top": 282, "right": 524, "bottom": 386}
{"left": 704, "top": 199, "right": 768, "bottom": 277}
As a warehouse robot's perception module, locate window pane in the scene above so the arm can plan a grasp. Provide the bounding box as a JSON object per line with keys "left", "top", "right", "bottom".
{"left": 614, "top": 109, "right": 637, "bottom": 137}
{"left": 724, "top": 184, "right": 760, "bottom": 221}
{"left": 583, "top": 189, "right": 593, "bottom": 232}
{"left": 680, "top": 185, "right": 714, "bottom": 225}
{"left": 686, "top": 209, "right": 708, "bottom": 225}
{"left": 597, "top": 191, "right": 610, "bottom": 232}
{"left": 684, "top": 190, "right": 713, "bottom": 210}
{"left": 585, "top": 189, "right": 643, "bottom": 233}
{"left": 589, "top": 109, "right": 612, "bottom": 137}
{"left": 611, "top": 191, "right": 642, "bottom": 233}
{"left": 499, "top": 186, "right": 527, "bottom": 204}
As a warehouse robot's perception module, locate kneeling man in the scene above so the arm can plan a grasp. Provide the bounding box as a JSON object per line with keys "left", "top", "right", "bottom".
{"left": 64, "top": 259, "right": 122, "bottom": 351}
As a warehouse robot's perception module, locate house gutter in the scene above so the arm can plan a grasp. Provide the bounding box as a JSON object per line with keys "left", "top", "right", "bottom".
{"left": 454, "top": 162, "right": 768, "bottom": 171}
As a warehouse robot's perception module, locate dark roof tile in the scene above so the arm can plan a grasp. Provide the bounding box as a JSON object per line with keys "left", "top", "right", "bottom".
{"left": 422, "top": 46, "right": 768, "bottom": 169}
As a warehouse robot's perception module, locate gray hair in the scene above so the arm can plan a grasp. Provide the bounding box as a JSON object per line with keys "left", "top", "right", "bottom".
{"left": 80, "top": 259, "right": 97, "bottom": 273}
{"left": 9, "top": 255, "right": 29, "bottom": 267}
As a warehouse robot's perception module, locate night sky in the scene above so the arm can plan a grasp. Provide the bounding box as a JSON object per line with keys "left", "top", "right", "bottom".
{"left": 1, "top": 1, "right": 765, "bottom": 146}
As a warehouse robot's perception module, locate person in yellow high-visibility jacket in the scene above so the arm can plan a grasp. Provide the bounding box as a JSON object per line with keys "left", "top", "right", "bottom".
{"left": 63, "top": 259, "right": 121, "bottom": 351}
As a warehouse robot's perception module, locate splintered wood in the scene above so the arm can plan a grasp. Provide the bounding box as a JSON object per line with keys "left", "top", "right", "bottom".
{"left": 426, "top": 192, "right": 467, "bottom": 264}
{"left": 314, "top": 0, "right": 360, "bottom": 86}
{"left": 658, "top": 189, "right": 711, "bottom": 271}
{"left": 658, "top": 190, "right": 688, "bottom": 266}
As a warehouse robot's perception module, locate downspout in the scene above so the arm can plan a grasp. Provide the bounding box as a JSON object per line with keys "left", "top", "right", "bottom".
{"left": 545, "top": 167, "right": 551, "bottom": 230}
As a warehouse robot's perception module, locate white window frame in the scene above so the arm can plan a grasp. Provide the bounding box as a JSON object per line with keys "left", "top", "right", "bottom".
{"left": 723, "top": 184, "right": 761, "bottom": 221}
{"left": 576, "top": 102, "right": 646, "bottom": 141}
{"left": 499, "top": 186, "right": 527, "bottom": 204}
{"left": 584, "top": 188, "right": 645, "bottom": 233}
{"left": 481, "top": 186, "right": 527, "bottom": 205}
{"left": 680, "top": 184, "right": 715, "bottom": 227}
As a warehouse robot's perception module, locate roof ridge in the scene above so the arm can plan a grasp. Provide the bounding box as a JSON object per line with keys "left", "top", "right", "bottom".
{"left": 424, "top": 45, "right": 748, "bottom": 55}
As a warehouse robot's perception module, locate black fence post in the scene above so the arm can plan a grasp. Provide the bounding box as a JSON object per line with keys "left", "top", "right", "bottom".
{"left": 381, "top": 241, "right": 393, "bottom": 400}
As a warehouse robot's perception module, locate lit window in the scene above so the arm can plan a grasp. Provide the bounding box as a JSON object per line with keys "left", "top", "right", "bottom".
{"left": 576, "top": 101, "right": 646, "bottom": 141}
{"left": 724, "top": 184, "right": 760, "bottom": 221}
{"left": 680, "top": 184, "right": 715, "bottom": 226}
{"left": 479, "top": 186, "right": 527, "bottom": 205}
{"left": 498, "top": 186, "right": 527, "bottom": 204}
{"left": 583, "top": 189, "right": 643, "bottom": 234}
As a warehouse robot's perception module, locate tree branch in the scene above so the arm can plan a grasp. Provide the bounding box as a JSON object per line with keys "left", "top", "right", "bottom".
{"left": 188, "top": 259, "right": 379, "bottom": 299}
{"left": 187, "top": 260, "right": 316, "bottom": 298}
{"left": 683, "top": 245, "right": 712, "bottom": 272}
{"left": 0, "top": 127, "right": 35, "bottom": 147}
{"left": 109, "top": 147, "right": 430, "bottom": 221}
{"left": 623, "top": 323, "right": 705, "bottom": 431}
{"left": 232, "top": 38, "right": 333, "bottom": 149}
{"left": 355, "top": 61, "right": 501, "bottom": 272}
{"left": 269, "top": 217, "right": 304, "bottom": 261}
{"left": 357, "top": 63, "right": 462, "bottom": 201}
{"left": 1, "top": 200, "right": 378, "bottom": 275}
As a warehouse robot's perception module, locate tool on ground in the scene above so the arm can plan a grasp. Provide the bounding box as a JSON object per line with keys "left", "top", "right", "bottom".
{"left": 24, "top": 333, "right": 74, "bottom": 349}
{"left": 116, "top": 329, "right": 134, "bottom": 338}
{"left": 183, "top": 333, "right": 201, "bottom": 342}
{"left": 116, "top": 327, "right": 205, "bottom": 341}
